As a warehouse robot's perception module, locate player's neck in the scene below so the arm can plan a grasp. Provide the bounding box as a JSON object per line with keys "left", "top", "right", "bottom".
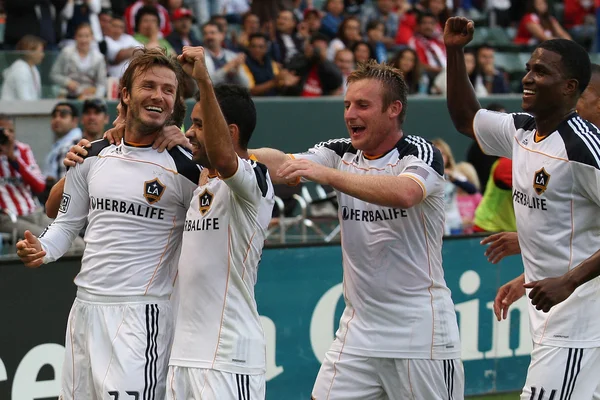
{"left": 124, "top": 119, "right": 159, "bottom": 146}
{"left": 534, "top": 108, "right": 576, "bottom": 137}
{"left": 363, "top": 129, "right": 403, "bottom": 158}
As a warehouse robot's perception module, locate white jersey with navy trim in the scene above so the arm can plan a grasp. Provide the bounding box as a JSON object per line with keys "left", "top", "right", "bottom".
{"left": 170, "top": 156, "right": 275, "bottom": 374}
{"left": 474, "top": 109, "right": 600, "bottom": 348}
{"left": 39, "top": 139, "right": 200, "bottom": 298}
{"left": 294, "top": 136, "right": 461, "bottom": 359}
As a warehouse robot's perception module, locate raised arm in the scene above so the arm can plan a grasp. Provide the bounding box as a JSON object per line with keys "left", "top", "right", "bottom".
{"left": 443, "top": 17, "right": 482, "bottom": 139}
{"left": 46, "top": 177, "right": 65, "bottom": 218}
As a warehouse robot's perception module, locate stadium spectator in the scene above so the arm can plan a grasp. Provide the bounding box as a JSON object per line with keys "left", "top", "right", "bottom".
{"left": 390, "top": 47, "right": 423, "bottom": 94}
{"left": 433, "top": 138, "right": 477, "bottom": 235}
{"left": 455, "top": 161, "right": 482, "bottom": 234}
{"left": 351, "top": 40, "right": 375, "bottom": 65}
{"left": 326, "top": 16, "right": 362, "bottom": 60}
{"left": 98, "top": 8, "right": 113, "bottom": 37}
{"left": 514, "top": 0, "right": 571, "bottom": 46}
{"left": 408, "top": 11, "right": 446, "bottom": 77}
{"left": 219, "top": 0, "right": 251, "bottom": 23}
{"left": 283, "top": 33, "right": 343, "bottom": 97}
{"left": 360, "top": 0, "right": 398, "bottom": 49}
{"left": 210, "top": 14, "right": 237, "bottom": 50}
{"left": 133, "top": 6, "right": 176, "bottom": 56}
{"left": 473, "top": 157, "right": 515, "bottom": 233}
{"left": 433, "top": 50, "right": 487, "bottom": 96}
{"left": 44, "top": 102, "right": 82, "bottom": 182}
{"left": 242, "top": 33, "right": 299, "bottom": 96}
{"left": 333, "top": 48, "right": 355, "bottom": 94}
{"left": 61, "top": 0, "right": 103, "bottom": 43}
{"left": 1, "top": 35, "right": 45, "bottom": 101}
{"left": 3, "top": 0, "right": 66, "bottom": 50}
{"left": 0, "top": 115, "right": 51, "bottom": 239}
{"left": 303, "top": 8, "right": 323, "bottom": 37}
{"left": 50, "top": 23, "right": 107, "bottom": 99}
{"left": 166, "top": 7, "right": 202, "bottom": 55}
{"left": 394, "top": 0, "right": 418, "bottom": 45}
{"left": 319, "top": 0, "right": 344, "bottom": 39}
{"left": 273, "top": 10, "right": 305, "bottom": 64}
{"left": 202, "top": 21, "right": 250, "bottom": 87}
{"left": 343, "top": 0, "right": 365, "bottom": 15}
{"left": 124, "top": 0, "right": 172, "bottom": 37}
{"left": 105, "top": 16, "right": 142, "bottom": 79}
{"left": 422, "top": 0, "right": 450, "bottom": 36}
{"left": 235, "top": 12, "right": 261, "bottom": 51}
{"left": 474, "top": 45, "right": 511, "bottom": 94}
{"left": 80, "top": 98, "right": 109, "bottom": 141}
{"left": 563, "top": 0, "right": 596, "bottom": 51}
{"left": 365, "top": 20, "right": 387, "bottom": 63}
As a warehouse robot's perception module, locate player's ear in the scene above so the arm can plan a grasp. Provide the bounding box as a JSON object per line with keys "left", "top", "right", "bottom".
{"left": 388, "top": 100, "right": 402, "bottom": 121}
{"left": 229, "top": 124, "right": 240, "bottom": 146}
{"left": 564, "top": 78, "right": 578, "bottom": 97}
{"left": 121, "top": 87, "right": 130, "bottom": 106}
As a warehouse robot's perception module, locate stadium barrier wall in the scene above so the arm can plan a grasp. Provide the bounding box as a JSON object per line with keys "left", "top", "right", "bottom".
{"left": 1, "top": 96, "right": 523, "bottom": 168}
{"left": 0, "top": 236, "right": 531, "bottom": 399}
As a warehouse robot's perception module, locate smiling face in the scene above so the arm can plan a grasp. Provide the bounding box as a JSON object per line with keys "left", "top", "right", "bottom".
{"left": 122, "top": 65, "right": 177, "bottom": 135}
{"left": 521, "top": 48, "right": 571, "bottom": 116}
{"left": 344, "top": 78, "right": 401, "bottom": 155}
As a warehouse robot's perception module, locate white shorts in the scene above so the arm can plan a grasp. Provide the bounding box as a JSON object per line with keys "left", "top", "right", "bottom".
{"left": 166, "top": 366, "right": 265, "bottom": 400}
{"left": 60, "top": 291, "right": 174, "bottom": 400}
{"left": 312, "top": 349, "right": 464, "bottom": 400}
{"left": 521, "top": 344, "right": 600, "bottom": 400}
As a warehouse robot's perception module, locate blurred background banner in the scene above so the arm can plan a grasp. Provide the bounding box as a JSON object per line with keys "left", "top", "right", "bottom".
{"left": 0, "top": 236, "right": 529, "bottom": 399}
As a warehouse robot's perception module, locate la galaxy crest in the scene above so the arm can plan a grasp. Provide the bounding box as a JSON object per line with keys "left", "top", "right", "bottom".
{"left": 533, "top": 168, "right": 550, "bottom": 195}
{"left": 199, "top": 189, "right": 214, "bottom": 216}
{"left": 144, "top": 178, "right": 166, "bottom": 204}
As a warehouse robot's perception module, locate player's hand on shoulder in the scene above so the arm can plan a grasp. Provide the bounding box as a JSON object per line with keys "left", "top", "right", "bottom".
{"left": 444, "top": 16, "right": 475, "bottom": 49}
{"left": 277, "top": 158, "right": 333, "bottom": 185}
{"left": 481, "top": 231, "right": 520, "bottom": 264}
{"left": 493, "top": 273, "right": 525, "bottom": 321}
{"left": 15, "top": 230, "right": 46, "bottom": 268}
{"left": 153, "top": 125, "right": 192, "bottom": 152}
{"left": 64, "top": 139, "right": 92, "bottom": 167}
{"left": 178, "top": 46, "right": 211, "bottom": 82}
{"left": 524, "top": 275, "right": 577, "bottom": 313}
{"left": 104, "top": 123, "right": 125, "bottom": 145}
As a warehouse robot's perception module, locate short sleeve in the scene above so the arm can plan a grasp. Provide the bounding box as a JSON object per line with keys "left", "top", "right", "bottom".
{"left": 573, "top": 162, "right": 600, "bottom": 207}
{"left": 223, "top": 156, "right": 272, "bottom": 206}
{"left": 473, "top": 109, "right": 523, "bottom": 159}
{"left": 399, "top": 157, "right": 444, "bottom": 199}
{"left": 293, "top": 139, "right": 351, "bottom": 169}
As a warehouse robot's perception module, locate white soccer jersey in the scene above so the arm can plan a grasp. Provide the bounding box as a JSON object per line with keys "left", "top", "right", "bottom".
{"left": 169, "top": 156, "right": 275, "bottom": 374}
{"left": 294, "top": 136, "right": 461, "bottom": 359}
{"left": 474, "top": 109, "right": 600, "bottom": 348}
{"left": 39, "top": 139, "right": 200, "bottom": 298}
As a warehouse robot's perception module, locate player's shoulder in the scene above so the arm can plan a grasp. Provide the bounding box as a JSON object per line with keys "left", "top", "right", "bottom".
{"left": 167, "top": 145, "right": 202, "bottom": 184}
{"left": 557, "top": 114, "right": 600, "bottom": 169}
{"left": 83, "top": 138, "right": 112, "bottom": 159}
{"left": 243, "top": 158, "right": 271, "bottom": 198}
{"left": 400, "top": 135, "right": 444, "bottom": 176}
{"left": 510, "top": 112, "right": 536, "bottom": 131}
{"left": 313, "top": 138, "right": 356, "bottom": 158}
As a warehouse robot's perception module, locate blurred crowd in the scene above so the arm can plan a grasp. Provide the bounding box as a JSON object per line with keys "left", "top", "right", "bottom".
{"left": 0, "top": 0, "right": 597, "bottom": 100}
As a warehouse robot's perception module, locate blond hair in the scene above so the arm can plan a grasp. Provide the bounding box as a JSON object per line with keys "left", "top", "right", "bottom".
{"left": 347, "top": 59, "right": 409, "bottom": 124}
{"left": 455, "top": 162, "right": 481, "bottom": 191}
{"left": 432, "top": 138, "right": 456, "bottom": 170}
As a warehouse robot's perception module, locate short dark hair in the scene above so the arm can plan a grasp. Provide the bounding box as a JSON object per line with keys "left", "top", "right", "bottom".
{"left": 52, "top": 102, "right": 79, "bottom": 118}
{"left": 202, "top": 21, "right": 222, "bottom": 33}
{"left": 536, "top": 39, "right": 591, "bottom": 94}
{"left": 310, "top": 32, "right": 329, "bottom": 45}
{"left": 195, "top": 84, "right": 257, "bottom": 149}
{"left": 0, "top": 114, "right": 14, "bottom": 123}
{"left": 248, "top": 33, "right": 268, "bottom": 43}
{"left": 417, "top": 11, "right": 437, "bottom": 24}
{"left": 366, "top": 20, "right": 384, "bottom": 32}
{"left": 134, "top": 5, "right": 160, "bottom": 32}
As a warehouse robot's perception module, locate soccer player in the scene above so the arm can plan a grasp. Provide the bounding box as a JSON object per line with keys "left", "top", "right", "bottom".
{"left": 252, "top": 60, "right": 464, "bottom": 399}
{"left": 445, "top": 17, "right": 600, "bottom": 399}
{"left": 484, "top": 64, "right": 600, "bottom": 322}
{"left": 165, "top": 46, "right": 274, "bottom": 399}
{"left": 15, "top": 48, "right": 200, "bottom": 399}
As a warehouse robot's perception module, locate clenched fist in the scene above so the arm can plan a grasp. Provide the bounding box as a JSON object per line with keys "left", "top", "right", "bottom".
{"left": 444, "top": 17, "right": 475, "bottom": 49}
{"left": 177, "top": 46, "right": 211, "bottom": 83}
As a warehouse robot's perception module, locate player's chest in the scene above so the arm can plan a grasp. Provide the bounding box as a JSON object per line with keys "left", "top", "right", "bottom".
{"left": 184, "top": 181, "right": 230, "bottom": 233}
{"left": 512, "top": 149, "right": 572, "bottom": 210}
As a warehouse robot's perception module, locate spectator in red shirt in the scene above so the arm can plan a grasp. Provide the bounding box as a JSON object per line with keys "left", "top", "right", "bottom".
{"left": 408, "top": 11, "right": 446, "bottom": 77}
{"left": 514, "top": 0, "right": 571, "bottom": 46}
{"left": 563, "top": 0, "right": 596, "bottom": 50}
{"left": 124, "top": 0, "right": 172, "bottom": 37}
{"left": 394, "top": 0, "right": 418, "bottom": 45}
{"left": 0, "top": 115, "right": 52, "bottom": 239}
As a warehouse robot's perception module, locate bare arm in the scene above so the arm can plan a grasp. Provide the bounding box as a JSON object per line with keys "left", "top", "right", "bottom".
{"left": 443, "top": 17, "right": 482, "bottom": 139}
{"left": 180, "top": 46, "right": 238, "bottom": 178}
{"left": 550, "top": 17, "right": 572, "bottom": 40}
{"left": 46, "top": 177, "right": 65, "bottom": 218}
{"left": 249, "top": 147, "right": 295, "bottom": 184}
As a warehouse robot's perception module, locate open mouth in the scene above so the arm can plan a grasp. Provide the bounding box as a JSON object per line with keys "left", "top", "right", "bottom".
{"left": 145, "top": 106, "right": 163, "bottom": 114}
{"left": 523, "top": 89, "right": 536, "bottom": 96}
{"left": 350, "top": 125, "right": 366, "bottom": 135}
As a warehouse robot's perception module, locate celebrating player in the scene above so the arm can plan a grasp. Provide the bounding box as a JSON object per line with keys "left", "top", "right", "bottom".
{"left": 253, "top": 60, "right": 464, "bottom": 399}
{"left": 445, "top": 16, "right": 600, "bottom": 399}
{"left": 166, "top": 47, "right": 275, "bottom": 399}
{"left": 16, "top": 48, "right": 200, "bottom": 399}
